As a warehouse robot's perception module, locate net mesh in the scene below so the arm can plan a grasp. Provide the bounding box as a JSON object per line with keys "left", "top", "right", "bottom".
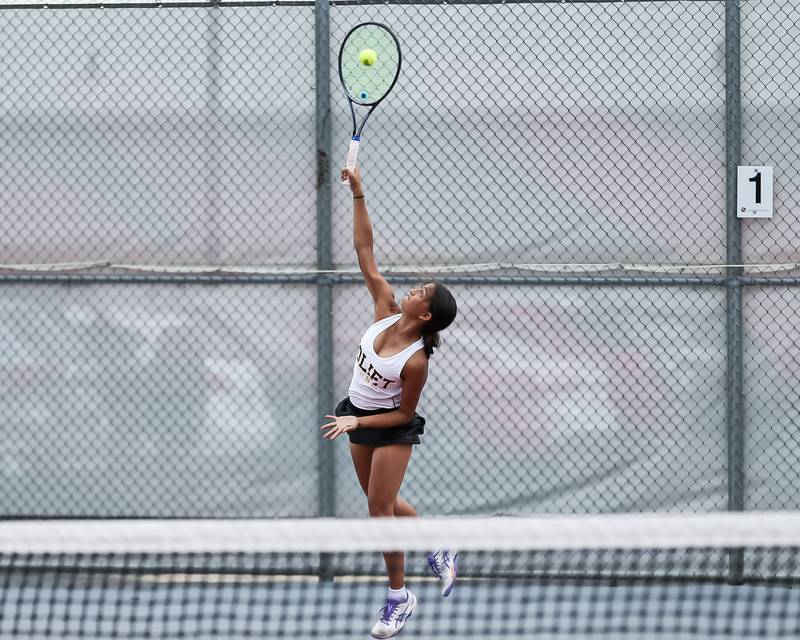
{"left": 1, "top": 513, "right": 799, "bottom": 639}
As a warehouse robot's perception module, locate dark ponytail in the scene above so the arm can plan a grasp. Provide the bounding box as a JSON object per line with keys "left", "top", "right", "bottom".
{"left": 421, "top": 282, "right": 458, "bottom": 358}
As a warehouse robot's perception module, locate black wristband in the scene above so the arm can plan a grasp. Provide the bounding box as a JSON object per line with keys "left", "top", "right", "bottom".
{"left": 353, "top": 195, "right": 365, "bottom": 200}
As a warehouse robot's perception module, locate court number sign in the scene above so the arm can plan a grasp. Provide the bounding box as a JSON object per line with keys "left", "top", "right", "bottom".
{"left": 737, "top": 166, "right": 773, "bottom": 219}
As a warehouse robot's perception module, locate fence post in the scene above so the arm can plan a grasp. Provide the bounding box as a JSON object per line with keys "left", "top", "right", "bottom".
{"left": 315, "top": 0, "right": 336, "bottom": 580}
{"left": 725, "top": 0, "right": 744, "bottom": 585}
{"left": 203, "top": 7, "right": 222, "bottom": 265}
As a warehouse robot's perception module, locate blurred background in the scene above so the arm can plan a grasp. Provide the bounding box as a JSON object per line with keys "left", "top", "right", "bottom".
{"left": 0, "top": 0, "right": 798, "bottom": 518}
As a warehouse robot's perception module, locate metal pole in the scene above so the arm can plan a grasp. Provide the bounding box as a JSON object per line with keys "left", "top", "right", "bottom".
{"left": 0, "top": 0, "right": 708, "bottom": 10}
{"left": 203, "top": 6, "right": 222, "bottom": 265}
{"left": 0, "top": 271, "right": 731, "bottom": 287}
{"left": 315, "top": 0, "right": 335, "bottom": 579}
{"left": 725, "top": 0, "right": 744, "bottom": 585}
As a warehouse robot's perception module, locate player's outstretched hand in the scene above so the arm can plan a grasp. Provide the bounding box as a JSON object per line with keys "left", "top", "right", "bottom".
{"left": 321, "top": 414, "right": 359, "bottom": 440}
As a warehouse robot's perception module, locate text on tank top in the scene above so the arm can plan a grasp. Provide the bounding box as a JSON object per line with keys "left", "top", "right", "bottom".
{"left": 347, "top": 314, "right": 425, "bottom": 410}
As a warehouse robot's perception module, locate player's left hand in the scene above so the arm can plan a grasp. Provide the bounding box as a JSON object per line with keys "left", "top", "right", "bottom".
{"left": 321, "top": 414, "right": 359, "bottom": 440}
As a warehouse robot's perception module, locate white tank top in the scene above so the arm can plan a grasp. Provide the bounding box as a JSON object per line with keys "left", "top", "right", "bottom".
{"left": 347, "top": 314, "right": 425, "bottom": 410}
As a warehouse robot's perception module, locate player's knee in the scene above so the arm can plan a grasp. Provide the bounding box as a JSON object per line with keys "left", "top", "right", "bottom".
{"left": 368, "top": 497, "right": 395, "bottom": 517}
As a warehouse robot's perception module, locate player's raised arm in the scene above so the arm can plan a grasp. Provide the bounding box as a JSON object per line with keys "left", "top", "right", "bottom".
{"left": 341, "top": 165, "right": 399, "bottom": 320}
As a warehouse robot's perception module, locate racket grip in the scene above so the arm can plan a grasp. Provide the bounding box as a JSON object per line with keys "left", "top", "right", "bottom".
{"left": 341, "top": 136, "right": 360, "bottom": 185}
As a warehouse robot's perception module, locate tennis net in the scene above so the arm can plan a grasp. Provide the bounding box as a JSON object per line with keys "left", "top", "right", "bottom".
{"left": 1, "top": 512, "right": 799, "bottom": 639}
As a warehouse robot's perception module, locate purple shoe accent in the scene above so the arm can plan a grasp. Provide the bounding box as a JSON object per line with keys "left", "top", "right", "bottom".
{"left": 442, "top": 552, "right": 458, "bottom": 597}
{"left": 426, "top": 552, "right": 442, "bottom": 578}
{"left": 378, "top": 599, "right": 401, "bottom": 623}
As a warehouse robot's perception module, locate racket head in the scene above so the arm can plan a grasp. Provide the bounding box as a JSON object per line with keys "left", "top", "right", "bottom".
{"left": 338, "top": 22, "right": 402, "bottom": 108}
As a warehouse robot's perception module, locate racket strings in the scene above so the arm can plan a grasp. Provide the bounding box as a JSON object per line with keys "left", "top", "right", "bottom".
{"left": 339, "top": 24, "right": 400, "bottom": 105}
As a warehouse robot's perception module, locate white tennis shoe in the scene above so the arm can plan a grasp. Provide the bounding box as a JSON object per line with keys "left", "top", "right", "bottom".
{"left": 427, "top": 549, "right": 458, "bottom": 597}
{"left": 370, "top": 590, "right": 417, "bottom": 638}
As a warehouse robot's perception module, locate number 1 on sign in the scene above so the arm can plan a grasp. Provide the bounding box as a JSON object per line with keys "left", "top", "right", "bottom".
{"left": 737, "top": 166, "right": 773, "bottom": 219}
{"left": 748, "top": 172, "right": 762, "bottom": 204}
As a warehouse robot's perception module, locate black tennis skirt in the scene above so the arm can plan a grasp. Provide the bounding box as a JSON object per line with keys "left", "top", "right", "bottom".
{"left": 334, "top": 396, "right": 425, "bottom": 447}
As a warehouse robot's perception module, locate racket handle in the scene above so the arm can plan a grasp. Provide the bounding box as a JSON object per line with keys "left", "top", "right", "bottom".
{"left": 341, "top": 136, "right": 360, "bottom": 185}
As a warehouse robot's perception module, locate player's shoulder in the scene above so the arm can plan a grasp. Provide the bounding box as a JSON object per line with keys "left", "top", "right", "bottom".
{"left": 405, "top": 348, "right": 429, "bottom": 371}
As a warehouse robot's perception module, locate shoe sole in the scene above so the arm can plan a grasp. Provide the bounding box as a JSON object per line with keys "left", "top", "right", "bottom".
{"left": 370, "top": 594, "right": 417, "bottom": 639}
{"left": 442, "top": 553, "right": 458, "bottom": 597}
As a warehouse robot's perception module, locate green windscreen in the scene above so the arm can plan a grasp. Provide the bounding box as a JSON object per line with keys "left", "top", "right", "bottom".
{"left": 339, "top": 24, "right": 400, "bottom": 106}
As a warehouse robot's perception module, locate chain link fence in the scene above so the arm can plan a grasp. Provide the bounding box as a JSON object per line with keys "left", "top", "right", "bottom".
{"left": 0, "top": 0, "right": 797, "bottom": 517}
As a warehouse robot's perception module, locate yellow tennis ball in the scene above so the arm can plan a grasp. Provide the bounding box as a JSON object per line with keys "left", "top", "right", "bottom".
{"left": 359, "top": 49, "right": 377, "bottom": 66}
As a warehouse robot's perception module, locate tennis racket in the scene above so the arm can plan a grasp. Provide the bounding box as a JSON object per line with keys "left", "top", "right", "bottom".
{"left": 338, "top": 22, "right": 402, "bottom": 185}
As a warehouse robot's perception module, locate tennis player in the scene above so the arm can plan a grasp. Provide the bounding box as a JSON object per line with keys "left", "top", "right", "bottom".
{"left": 321, "top": 165, "right": 458, "bottom": 639}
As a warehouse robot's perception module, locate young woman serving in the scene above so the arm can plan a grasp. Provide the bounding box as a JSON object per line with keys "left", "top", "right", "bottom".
{"left": 320, "top": 165, "right": 458, "bottom": 639}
